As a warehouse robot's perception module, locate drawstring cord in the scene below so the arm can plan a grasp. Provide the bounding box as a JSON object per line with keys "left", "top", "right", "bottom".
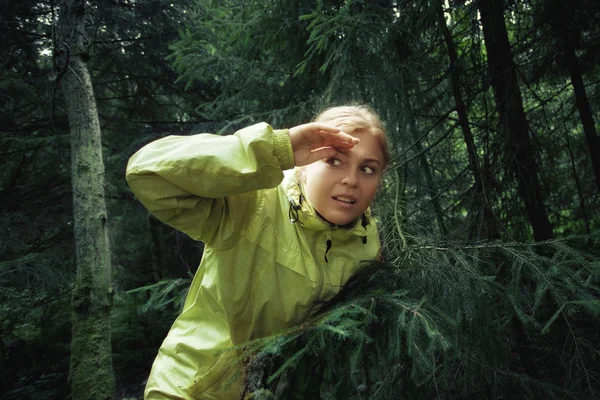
{"left": 288, "top": 199, "right": 301, "bottom": 223}
{"left": 288, "top": 190, "right": 304, "bottom": 224}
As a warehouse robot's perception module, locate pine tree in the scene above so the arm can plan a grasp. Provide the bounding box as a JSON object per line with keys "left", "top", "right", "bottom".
{"left": 56, "top": 0, "right": 115, "bottom": 398}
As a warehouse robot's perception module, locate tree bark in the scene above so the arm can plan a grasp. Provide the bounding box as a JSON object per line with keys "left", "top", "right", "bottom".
{"left": 478, "top": 0, "right": 553, "bottom": 242}
{"left": 564, "top": 118, "right": 591, "bottom": 234}
{"left": 149, "top": 214, "right": 169, "bottom": 282}
{"left": 400, "top": 85, "right": 448, "bottom": 237}
{"left": 414, "top": 134, "right": 448, "bottom": 237}
{"left": 57, "top": 0, "right": 115, "bottom": 399}
{"left": 435, "top": 0, "right": 499, "bottom": 240}
{"left": 391, "top": 32, "right": 448, "bottom": 237}
{"left": 477, "top": 0, "right": 545, "bottom": 380}
{"left": 552, "top": 0, "right": 600, "bottom": 192}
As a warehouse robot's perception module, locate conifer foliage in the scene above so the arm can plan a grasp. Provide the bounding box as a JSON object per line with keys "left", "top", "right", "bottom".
{"left": 239, "top": 235, "right": 600, "bottom": 399}
{"left": 2, "top": 0, "right": 600, "bottom": 399}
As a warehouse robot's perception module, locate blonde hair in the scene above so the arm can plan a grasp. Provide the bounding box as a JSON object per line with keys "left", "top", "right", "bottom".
{"left": 313, "top": 104, "right": 390, "bottom": 169}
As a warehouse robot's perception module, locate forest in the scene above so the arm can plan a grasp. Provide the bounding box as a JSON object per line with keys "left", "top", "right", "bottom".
{"left": 1, "top": 0, "right": 599, "bottom": 399}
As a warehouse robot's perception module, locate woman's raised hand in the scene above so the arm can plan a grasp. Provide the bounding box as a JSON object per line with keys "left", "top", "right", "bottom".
{"left": 289, "top": 123, "right": 359, "bottom": 167}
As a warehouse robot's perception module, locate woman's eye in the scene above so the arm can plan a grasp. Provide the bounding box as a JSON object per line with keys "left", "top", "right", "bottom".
{"left": 362, "top": 165, "right": 376, "bottom": 175}
{"left": 327, "top": 158, "right": 341, "bottom": 166}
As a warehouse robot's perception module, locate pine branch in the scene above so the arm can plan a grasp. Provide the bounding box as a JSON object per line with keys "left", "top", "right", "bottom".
{"left": 237, "top": 233, "right": 600, "bottom": 399}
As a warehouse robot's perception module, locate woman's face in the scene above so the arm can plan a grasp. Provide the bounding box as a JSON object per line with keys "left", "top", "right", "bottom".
{"left": 303, "top": 130, "right": 384, "bottom": 226}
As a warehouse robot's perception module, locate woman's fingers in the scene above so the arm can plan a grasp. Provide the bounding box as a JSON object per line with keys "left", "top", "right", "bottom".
{"left": 324, "top": 140, "right": 354, "bottom": 150}
{"left": 307, "top": 123, "right": 340, "bottom": 133}
{"left": 290, "top": 123, "right": 360, "bottom": 145}
{"left": 315, "top": 129, "right": 360, "bottom": 146}
{"left": 289, "top": 122, "right": 360, "bottom": 166}
{"left": 308, "top": 146, "right": 337, "bottom": 161}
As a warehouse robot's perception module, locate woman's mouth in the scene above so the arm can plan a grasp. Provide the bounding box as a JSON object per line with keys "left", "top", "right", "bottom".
{"left": 332, "top": 196, "right": 357, "bottom": 204}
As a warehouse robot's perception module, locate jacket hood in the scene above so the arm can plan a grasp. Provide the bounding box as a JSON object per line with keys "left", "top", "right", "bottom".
{"left": 282, "top": 168, "right": 372, "bottom": 241}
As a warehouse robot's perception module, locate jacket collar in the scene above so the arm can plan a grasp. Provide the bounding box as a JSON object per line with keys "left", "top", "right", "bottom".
{"left": 282, "top": 169, "right": 372, "bottom": 240}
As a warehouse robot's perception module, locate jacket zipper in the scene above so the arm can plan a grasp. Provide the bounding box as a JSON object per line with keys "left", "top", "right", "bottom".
{"left": 304, "top": 230, "right": 332, "bottom": 321}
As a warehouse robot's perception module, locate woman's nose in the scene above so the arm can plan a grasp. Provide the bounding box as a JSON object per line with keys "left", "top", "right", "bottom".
{"left": 341, "top": 171, "right": 359, "bottom": 187}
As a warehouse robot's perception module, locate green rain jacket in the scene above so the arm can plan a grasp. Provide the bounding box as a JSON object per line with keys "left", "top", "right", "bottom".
{"left": 126, "top": 123, "right": 381, "bottom": 399}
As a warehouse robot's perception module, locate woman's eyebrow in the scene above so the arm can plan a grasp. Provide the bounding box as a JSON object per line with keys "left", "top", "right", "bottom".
{"left": 363, "top": 158, "right": 381, "bottom": 165}
{"left": 335, "top": 148, "right": 381, "bottom": 165}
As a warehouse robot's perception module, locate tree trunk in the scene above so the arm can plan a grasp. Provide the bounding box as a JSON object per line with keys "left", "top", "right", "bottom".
{"left": 414, "top": 135, "right": 448, "bottom": 237}
{"left": 478, "top": 0, "right": 553, "bottom": 242}
{"left": 564, "top": 117, "right": 591, "bottom": 234}
{"left": 435, "top": 0, "right": 499, "bottom": 240}
{"left": 402, "top": 87, "right": 448, "bottom": 237}
{"left": 149, "top": 214, "right": 169, "bottom": 282}
{"left": 552, "top": 0, "right": 600, "bottom": 192}
{"left": 477, "top": 0, "right": 544, "bottom": 380}
{"left": 392, "top": 34, "right": 448, "bottom": 237}
{"left": 57, "top": 0, "right": 115, "bottom": 399}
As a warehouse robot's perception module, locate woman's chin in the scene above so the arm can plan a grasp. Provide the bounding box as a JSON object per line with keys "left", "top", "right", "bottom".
{"left": 320, "top": 212, "right": 359, "bottom": 227}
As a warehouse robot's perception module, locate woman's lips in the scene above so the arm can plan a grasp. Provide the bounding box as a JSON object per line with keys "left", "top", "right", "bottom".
{"left": 332, "top": 195, "right": 358, "bottom": 207}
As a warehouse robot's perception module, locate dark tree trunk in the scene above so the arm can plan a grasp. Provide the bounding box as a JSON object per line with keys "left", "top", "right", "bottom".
{"left": 564, "top": 121, "right": 591, "bottom": 234}
{"left": 414, "top": 136, "right": 448, "bottom": 237}
{"left": 435, "top": 0, "right": 499, "bottom": 240}
{"left": 477, "top": 0, "right": 545, "bottom": 381}
{"left": 149, "top": 214, "right": 169, "bottom": 282}
{"left": 56, "top": 0, "right": 115, "bottom": 399}
{"left": 478, "top": 0, "right": 553, "bottom": 242}
{"left": 552, "top": 0, "right": 600, "bottom": 192}
{"left": 402, "top": 87, "right": 448, "bottom": 237}
{"left": 392, "top": 33, "right": 448, "bottom": 237}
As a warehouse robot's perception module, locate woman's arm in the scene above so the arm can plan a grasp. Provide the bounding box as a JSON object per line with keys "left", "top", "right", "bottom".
{"left": 126, "top": 121, "right": 358, "bottom": 248}
{"left": 126, "top": 123, "right": 293, "bottom": 247}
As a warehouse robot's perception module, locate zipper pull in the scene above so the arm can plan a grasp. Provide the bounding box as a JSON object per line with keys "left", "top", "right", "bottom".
{"left": 324, "top": 239, "right": 332, "bottom": 263}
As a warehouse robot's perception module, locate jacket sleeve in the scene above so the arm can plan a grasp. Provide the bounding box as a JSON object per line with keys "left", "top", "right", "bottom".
{"left": 126, "top": 122, "right": 294, "bottom": 248}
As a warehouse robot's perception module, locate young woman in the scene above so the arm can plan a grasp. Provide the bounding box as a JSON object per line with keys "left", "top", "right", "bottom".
{"left": 126, "top": 105, "right": 390, "bottom": 399}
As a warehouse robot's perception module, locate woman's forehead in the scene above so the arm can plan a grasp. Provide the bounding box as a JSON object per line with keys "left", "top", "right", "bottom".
{"left": 341, "top": 131, "right": 385, "bottom": 164}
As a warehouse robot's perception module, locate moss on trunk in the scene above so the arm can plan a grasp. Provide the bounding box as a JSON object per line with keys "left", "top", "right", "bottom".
{"left": 57, "top": 1, "right": 115, "bottom": 399}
